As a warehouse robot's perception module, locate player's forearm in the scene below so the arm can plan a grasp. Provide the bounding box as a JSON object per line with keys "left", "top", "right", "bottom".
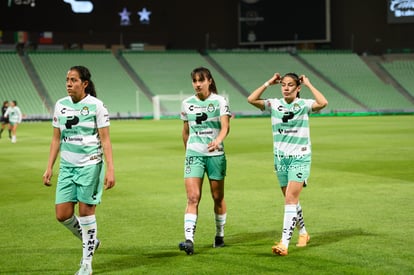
{"left": 308, "top": 84, "right": 328, "bottom": 109}
{"left": 46, "top": 138, "right": 60, "bottom": 169}
{"left": 102, "top": 141, "right": 114, "bottom": 171}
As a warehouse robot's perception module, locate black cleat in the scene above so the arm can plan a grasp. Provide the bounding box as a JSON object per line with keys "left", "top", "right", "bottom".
{"left": 213, "top": 236, "right": 225, "bottom": 248}
{"left": 179, "top": 240, "right": 194, "bottom": 255}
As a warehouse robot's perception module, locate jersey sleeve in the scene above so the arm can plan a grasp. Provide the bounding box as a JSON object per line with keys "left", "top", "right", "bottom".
{"left": 52, "top": 102, "right": 60, "bottom": 128}
{"left": 16, "top": 107, "right": 22, "bottom": 123}
{"left": 305, "top": 99, "right": 315, "bottom": 114}
{"left": 96, "top": 101, "right": 110, "bottom": 128}
{"left": 180, "top": 101, "right": 188, "bottom": 121}
{"left": 219, "top": 96, "right": 231, "bottom": 117}
{"left": 263, "top": 99, "right": 273, "bottom": 114}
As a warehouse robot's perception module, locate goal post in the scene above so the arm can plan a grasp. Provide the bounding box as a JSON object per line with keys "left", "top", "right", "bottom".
{"left": 152, "top": 92, "right": 229, "bottom": 120}
{"left": 152, "top": 93, "right": 192, "bottom": 120}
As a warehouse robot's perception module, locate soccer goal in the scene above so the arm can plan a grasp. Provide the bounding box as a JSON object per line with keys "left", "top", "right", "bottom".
{"left": 152, "top": 92, "right": 229, "bottom": 120}
{"left": 152, "top": 93, "right": 193, "bottom": 120}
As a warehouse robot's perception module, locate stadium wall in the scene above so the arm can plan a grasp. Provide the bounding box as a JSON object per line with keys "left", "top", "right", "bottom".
{"left": 0, "top": 0, "right": 413, "bottom": 54}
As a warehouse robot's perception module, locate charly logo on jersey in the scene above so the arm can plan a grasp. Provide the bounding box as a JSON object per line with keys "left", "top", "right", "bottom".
{"left": 80, "top": 106, "right": 89, "bottom": 115}
{"left": 188, "top": 104, "right": 216, "bottom": 113}
{"left": 277, "top": 103, "right": 301, "bottom": 113}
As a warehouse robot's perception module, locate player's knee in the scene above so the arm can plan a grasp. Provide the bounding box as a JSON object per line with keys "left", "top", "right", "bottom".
{"left": 56, "top": 213, "right": 71, "bottom": 222}
{"left": 187, "top": 195, "right": 201, "bottom": 206}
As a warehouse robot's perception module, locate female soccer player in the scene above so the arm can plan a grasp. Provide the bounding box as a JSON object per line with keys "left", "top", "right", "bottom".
{"left": 179, "top": 67, "right": 231, "bottom": 255}
{"left": 43, "top": 65, "right": 115, "bottom": 274}
{"left": 247, "top": 72, "right": 328, "bottom": 256}
{"left": 1, "top": 101, "right": 11, "bottom": 139}
{"left": 4, "top": 100, "right": 22, "bottom": 143}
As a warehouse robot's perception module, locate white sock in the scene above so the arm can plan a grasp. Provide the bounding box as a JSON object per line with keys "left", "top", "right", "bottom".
{"left": 281, "top": 204, "right": 297, "bottom": 248}
{"left": 61, "top": 215, "right": 82, "bottom": 240}
{"left": 184, "top": 213, "right": 197, "bottom": 243}
{"left": 215, "top": 213, "right": 227, "bottom": 237}
{"left": 79, "top": 215, "right": 97, "bottom": 265}
{"left": 296, "top": 203, "right": 307, "bottom": 235}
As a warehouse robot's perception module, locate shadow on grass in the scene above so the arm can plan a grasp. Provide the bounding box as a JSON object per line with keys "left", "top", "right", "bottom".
{"left": 226, "top": 230, "right": 276, "bottom": 244}
{"left": 225, "top": 228, "right": 375, "bottom": 247}
{"left": 94, "top": 246, "right": 184, "bottom": 273}
{"left": 93, "top": 228, "right": 376, "bottom": 273}
{"left": 309, "top": 228, "right": 377, "bottom": 247}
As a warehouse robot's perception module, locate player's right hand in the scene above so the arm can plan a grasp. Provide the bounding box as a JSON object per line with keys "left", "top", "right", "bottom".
{"left": 43, "top": 170, "right": 52, "bottom": 187}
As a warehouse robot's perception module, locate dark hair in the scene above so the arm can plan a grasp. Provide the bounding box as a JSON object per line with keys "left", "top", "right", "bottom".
{"left": 70, "top": 65, "right": 97, "bottom": 97}
{"left": 190, "top": 67, "right": 218, "bottom": 94}
{"left": 12, "top": 100, "right": 17, "bottom": 105}
{"left": 2, "top": 101, "right": 8, "bottom": 107}
{"left": 282, "top": 72, "right": 301, "bottom": 98}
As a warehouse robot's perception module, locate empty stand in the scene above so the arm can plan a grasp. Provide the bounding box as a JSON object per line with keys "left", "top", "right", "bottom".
{"left": 122, "top": 51, "right": 252, "bottom": 115}
{"left": 28, "top": 51, "right": 153, "bottom": 117}
{"left": 299, "top": 52, "right": 413, "bottom": 111}
{"left": 0, "top": 52, "right": 48, "bottom": 117}
{"left": 208, "top": 51, "right": 362, "bottom": 113}
{"left": 380, "top": 60, "right": 414, "bottom": 98}
{"left": 2, "top": 50, "right": 413, "bottom": 119}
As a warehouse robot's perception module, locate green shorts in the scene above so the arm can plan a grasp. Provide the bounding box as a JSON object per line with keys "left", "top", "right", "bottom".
{"left": 274, "top": 154, "right": 311, "bottom": 187}
{"left": 55, "top": 162, "right": 105, "bottom": 205}
{"left": 184, "top": 155, "right": 226, "bottom": 180}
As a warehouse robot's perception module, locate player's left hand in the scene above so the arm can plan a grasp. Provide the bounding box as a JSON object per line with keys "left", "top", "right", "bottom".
{"left": 208, "top": 139, "right": 220, "bottom": 152}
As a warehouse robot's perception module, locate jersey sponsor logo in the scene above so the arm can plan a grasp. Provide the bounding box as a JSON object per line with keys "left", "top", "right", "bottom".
{"left": 282, "top": 111, "right": 294, "bottom": 122}
{"left": 278, "top": 128, "right": 298, "bottom": 134}
{"left": 276, "top": 154, "right": 305, "bottom": 159}
{"left": 195, "top": 112, "right": 208, "bottom": 124}
{"left": 276, "top": 164, "right": 307, "bottom": 172}
{"left": 63, "top": 136, "right": 83, "bottom": 142}
{"left": 188, "top": 104, "right": 213, "bottom": 113}
{"left": 189, "top": 104, "right": 203, "bottom": 112}
{"left": 195, "top": 130, "right": 213, "bottom": 135}
{"left": 65, "top": 116, "right": 79, "bottom": 129}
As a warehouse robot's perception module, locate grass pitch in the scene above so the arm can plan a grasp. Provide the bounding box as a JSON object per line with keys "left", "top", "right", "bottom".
{"left": 0, "top": 115, "right": 413, "bottom": 274}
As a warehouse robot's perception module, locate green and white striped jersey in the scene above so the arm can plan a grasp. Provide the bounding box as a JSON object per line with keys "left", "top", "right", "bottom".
{"left": 4, "top": 106, "right": 22, "bottom": 123}
{"left": 181, "top": 93, "right": 231, "bottom": 157}
{"left": 52, "top": 95, "right": 110, "bottom": 167}
{"left": 263, "top": 97, "right": 315, "bottom": 156}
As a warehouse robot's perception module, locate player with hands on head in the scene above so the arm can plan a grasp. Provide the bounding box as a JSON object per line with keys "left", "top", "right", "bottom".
{"left": 42, "top": 65, "right": 115, "bottom": 275}
{"left": 248, "top": 72, "right": 328, "bottom": 256}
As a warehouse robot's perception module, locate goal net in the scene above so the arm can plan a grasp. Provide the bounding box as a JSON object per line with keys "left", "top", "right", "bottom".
{"left": 152, "top": 94, "right": 193, "bottom": 120}
{"left": 152, "top": 92, "right": 229, "bottom": 120}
